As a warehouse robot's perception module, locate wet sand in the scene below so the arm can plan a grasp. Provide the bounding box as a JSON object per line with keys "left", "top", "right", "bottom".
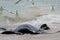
{"left": 0, "top": 32, "right": 60, "bottom": 40}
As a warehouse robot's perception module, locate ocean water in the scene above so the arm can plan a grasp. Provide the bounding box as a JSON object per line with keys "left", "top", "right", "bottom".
{"left": 0, "top": 0, "right": 60, "bottom": 13}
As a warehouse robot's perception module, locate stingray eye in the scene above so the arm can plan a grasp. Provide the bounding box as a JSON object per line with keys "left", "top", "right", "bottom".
{"left": 40, "top": 24, "right": 50, "bottom": 30}
{"left": 43, "top": 27, "right": 50, "bottom": 30}
{"left": 43, "top": 27, "right": 47, "bottom": 29}
{"left": 40, "top": 24, "right": 47, "bottom": 28}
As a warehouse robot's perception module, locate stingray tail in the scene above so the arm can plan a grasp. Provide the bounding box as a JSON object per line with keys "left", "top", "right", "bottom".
{"left": 1, "top": 31, "right": 15, "bottom": 34}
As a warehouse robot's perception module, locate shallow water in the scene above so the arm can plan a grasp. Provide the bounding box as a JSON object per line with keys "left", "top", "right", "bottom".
{"left": 0, "top": 0, "right": 60, "bottom": 40}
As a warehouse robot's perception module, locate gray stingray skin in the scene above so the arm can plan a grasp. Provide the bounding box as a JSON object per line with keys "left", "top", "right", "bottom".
{"left": 12, "top": 24, "right": 44, "bottom": 34}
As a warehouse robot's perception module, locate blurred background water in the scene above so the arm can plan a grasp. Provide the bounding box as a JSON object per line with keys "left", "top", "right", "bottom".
{"left": 0, "top": 0, "right": 60, "bottom": 15}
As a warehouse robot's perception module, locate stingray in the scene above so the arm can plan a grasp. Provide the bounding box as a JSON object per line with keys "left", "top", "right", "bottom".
{"left": 1, "top": 24, "right": 50, "bottom": 35}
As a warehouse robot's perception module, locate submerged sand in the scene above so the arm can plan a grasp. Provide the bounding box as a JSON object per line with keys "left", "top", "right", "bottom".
{"left": 0, "top": 32, "right": 60, "bottom": 40}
